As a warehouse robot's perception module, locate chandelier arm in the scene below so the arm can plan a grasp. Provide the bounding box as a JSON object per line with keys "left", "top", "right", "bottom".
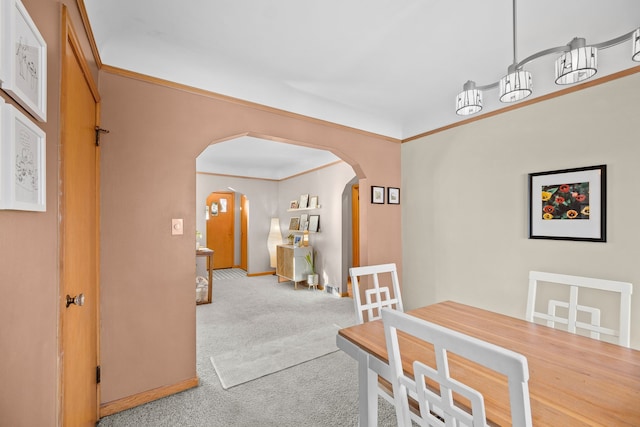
{"left": 476, "top": 82, "right": 499, "bottom": 91}
{"left": 516, "top": 45, "right": 569, "bottom": 69}
{"left": 592, "top": 30, "right": 636, "bottom": 50}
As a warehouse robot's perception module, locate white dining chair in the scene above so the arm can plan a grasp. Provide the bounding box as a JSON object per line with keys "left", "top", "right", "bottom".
{"left": 349, "top": 263, "right": 403, "bottom": 324}
{"left": 348, "top": 263, "right": 404, "bottom": 411}
{"left": 526, "top": 271, "right": 633, "bottom": 347}
{"left": 382, "top": 308, "right": 532, "bottom": 427}
{"left": 382, "top": 309, "right": 532, "bottom": 427}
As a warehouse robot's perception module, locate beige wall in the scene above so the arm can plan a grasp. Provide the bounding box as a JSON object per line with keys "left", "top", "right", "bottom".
{"left": 402, "top": 71, "right": 640, "bottom": 349}
{"left": 98, "top": 71, "right": 401, "bottom": 404}
{"left": 0, "top": 1, "right": 98, "bottom": 426}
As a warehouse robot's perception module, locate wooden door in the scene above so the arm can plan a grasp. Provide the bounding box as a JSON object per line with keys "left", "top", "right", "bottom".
{"left": 240, "top": 194, "right": 248, "bottom": 271}
{"left": 60, "top": 9, "right": 101, "bottom": 426}
{"left": 206, "top": 191, "right": 235, "bottom": 268}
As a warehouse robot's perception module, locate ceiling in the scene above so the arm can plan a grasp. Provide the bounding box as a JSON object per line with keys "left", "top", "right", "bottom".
{"left": 83, "top": 0, "right": 640, "bottom": 178}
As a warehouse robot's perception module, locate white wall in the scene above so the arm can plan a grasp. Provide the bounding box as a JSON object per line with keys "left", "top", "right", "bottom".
{"left": 402, "top": 72, "right": 640, "bottom": 349}
{"left": 278, "top": 162, "right": 356, "bottom": 291}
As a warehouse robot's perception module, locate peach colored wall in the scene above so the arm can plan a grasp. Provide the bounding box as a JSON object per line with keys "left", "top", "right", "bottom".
{"left": 0, "top": 1, "right": 98, "bottom": 426}
{"left": 98, "top": 71, "right": 401, "bottom": 403}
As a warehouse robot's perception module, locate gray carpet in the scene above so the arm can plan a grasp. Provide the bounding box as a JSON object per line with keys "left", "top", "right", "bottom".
{"left": 98, "top": 275, "right": 399, "bottom": 426}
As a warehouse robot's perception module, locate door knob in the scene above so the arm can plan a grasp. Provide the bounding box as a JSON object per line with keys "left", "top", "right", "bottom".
{"left": 66, "top": 293, "right": 85, "bottom": 308}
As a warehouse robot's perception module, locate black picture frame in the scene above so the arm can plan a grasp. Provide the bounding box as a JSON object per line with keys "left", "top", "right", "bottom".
{"left": 528, "top": 165, "right": 606, "bottom": 242}
{"left": 387, "top": 187, "right": 400, "bottom": 204}
{"left": 371, "top": 186, "right": 385, "bottom": 204}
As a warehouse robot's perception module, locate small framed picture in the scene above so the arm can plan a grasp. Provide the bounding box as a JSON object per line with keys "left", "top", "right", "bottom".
{"left": 371, "top": 186, "right": 385, "bottom": 204}
{"left": 309, "top": 215, "right": 320, "bottom": 232}
{"left": 387, "top": 187, "right": 400, "bottom": 204}
{"left": 289, "top": 217, "right": 300, "bottom": 231}
{"left": 0, "top": 102, "right": 46, "bottom": 211}
{"left": 309, "top": 195, "right": 318, "bottom": 208}
{"left": 300, "top": 213, "right": 309, "bottom": 228}
{"left": 293, "top": 235, "right": 303, "bottom": 247}
{"left": 1, "top": 0, "right": 48, "bottom": 122}
{"left": 290, "top": 200, "right": 299, "bottom": 209}
{"left": 299, "top": 194, "right": 309, "bottom": 209}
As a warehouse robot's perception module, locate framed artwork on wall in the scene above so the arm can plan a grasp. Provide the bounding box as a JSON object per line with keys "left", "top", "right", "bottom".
{"left": 528, "top": 165, "right": 606, "bottom": 242}
{"left": 0, "top": 101, "right": 46, "bottom": 211}
{"left": 1, "top": 0, "right": 48, "bottom": 122}
{"left": 387, "top": 187, "right": 400, "bottom": 204}
{"left": 371, "top": 186, "right": 385, "bottom": 204}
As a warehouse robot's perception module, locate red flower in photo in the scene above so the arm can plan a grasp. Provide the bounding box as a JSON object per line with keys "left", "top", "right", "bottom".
{"left": 543, "top": 205, "right": 555, "bottom": 214}
{"left": 555, "top": 196, "right": 565, "bottom": 204}
{"left": 559, "top": 184, "right": 570, "bottom": 193}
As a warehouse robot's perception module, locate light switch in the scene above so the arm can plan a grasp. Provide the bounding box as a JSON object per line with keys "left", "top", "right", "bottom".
{"left": 171, "top": 218, "right": 184, "bottom": 235}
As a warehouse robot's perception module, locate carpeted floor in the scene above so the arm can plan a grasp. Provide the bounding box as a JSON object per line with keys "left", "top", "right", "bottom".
{"left": 98, "top": 274, "right": 399, "bottom": 426}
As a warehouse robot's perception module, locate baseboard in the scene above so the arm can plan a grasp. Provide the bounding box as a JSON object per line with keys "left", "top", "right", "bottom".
{"left": 99, "top": 376, "right": 199, "bottom": 418}
{"left": 247, "top": 270, "right": 276, "bottom": 277}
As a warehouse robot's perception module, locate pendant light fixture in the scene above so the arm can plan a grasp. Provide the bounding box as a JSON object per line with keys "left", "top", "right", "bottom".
{"left": 555, "top": 37, "right": 597, "bottom": 85}
{"left": 499, "top": 0, "right": 532, "bottom": 103}
{"left": 455, "top": 80, "right": 483, "bottom": 116}
{"left": 454, "top": 6, "right": 638, "bottom": 116}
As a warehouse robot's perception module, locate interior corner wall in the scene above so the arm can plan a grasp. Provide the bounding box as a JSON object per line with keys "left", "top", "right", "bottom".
{"left": 401, "top": 71, "right": 640, "bottom": 349}
{"left": 98, "top": 70, "right": 401, "bottom": 405}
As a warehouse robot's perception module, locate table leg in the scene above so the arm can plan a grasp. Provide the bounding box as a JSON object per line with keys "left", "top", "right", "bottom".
{"left": 357, "top": 348, "right": 379, "bottom": 427}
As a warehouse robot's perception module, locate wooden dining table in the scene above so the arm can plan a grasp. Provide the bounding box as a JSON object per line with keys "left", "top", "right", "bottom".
{"left": 337, "top": 300, "right": 640, "bottom": 426}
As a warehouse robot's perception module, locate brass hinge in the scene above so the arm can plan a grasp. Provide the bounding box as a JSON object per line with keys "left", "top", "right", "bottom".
{"left": 96, "top": 365, "right": 101, "bottom": 384}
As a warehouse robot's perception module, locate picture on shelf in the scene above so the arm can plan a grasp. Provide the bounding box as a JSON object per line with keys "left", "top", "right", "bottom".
{"left": 289, "top": 216, "right": 300, "bottom": 230}
{"left": 309, "top": 195, "right": 318, "bottom": 208}
{"left": 293, "top": 235, "right": 303, "bottom": 246}
{"left": 290, "top": 200, "right": 299, "bottom": 209}
{"left": 299, "top": 194, "right": 309, "bottom": 209}
{"left": 309, "top": 215, "right": 320, "bottom": 232}
{"left": 300, "top": 213, "right": 309, "bottom": 230}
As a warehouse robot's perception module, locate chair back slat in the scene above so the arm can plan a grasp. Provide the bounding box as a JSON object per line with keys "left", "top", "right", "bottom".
{"left": 526, "top": 271, "right": 633, "bottom": 347}
{"left": 350, "top": 263, "right": 403, "bottom": 324}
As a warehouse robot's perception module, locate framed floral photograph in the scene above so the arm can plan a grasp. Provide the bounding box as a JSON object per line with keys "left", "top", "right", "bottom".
{"left": 0, "top": 102, "right": 46, "bottom": 211}
{"left": 371, "top": 185, "right": 385, "bottom": 204}
{"left": 309, "top": 195, "right": 318, "bottom": 208}
{"left": 528, "top": 165, "right": 606, "bottom": 242}
{"left": 300, "top": 213, "right": 309, "bottom": 230}
{"left": 387, "top": 187, "right": 400, "bottom": 204}
{"left": 1, "top": 0, "right": 48, "bottom": 122}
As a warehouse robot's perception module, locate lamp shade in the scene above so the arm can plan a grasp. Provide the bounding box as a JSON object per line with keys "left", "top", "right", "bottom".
{"left": 455, "top": 81, "right": 483, "bottom": 116}
{"left": 499, "top": 68, "right": 532, "bottom": 103}
{"left": 555, "top": 38, "right": 597, "bottom": 85}
{"left": 633, "top": 28, "right": 640, "bottom": 62}
{"left": 267, "top": 218, "right": 282, "bottom": 268}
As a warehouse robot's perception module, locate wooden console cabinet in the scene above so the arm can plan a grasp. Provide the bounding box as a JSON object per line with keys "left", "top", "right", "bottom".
{"left": 276, "top": 244, "right": 312, "bottom": 289}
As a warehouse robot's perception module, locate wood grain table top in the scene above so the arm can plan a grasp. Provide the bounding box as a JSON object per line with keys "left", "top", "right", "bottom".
{"left": 338, "top": 301, "right": 640, "bottom": 426}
